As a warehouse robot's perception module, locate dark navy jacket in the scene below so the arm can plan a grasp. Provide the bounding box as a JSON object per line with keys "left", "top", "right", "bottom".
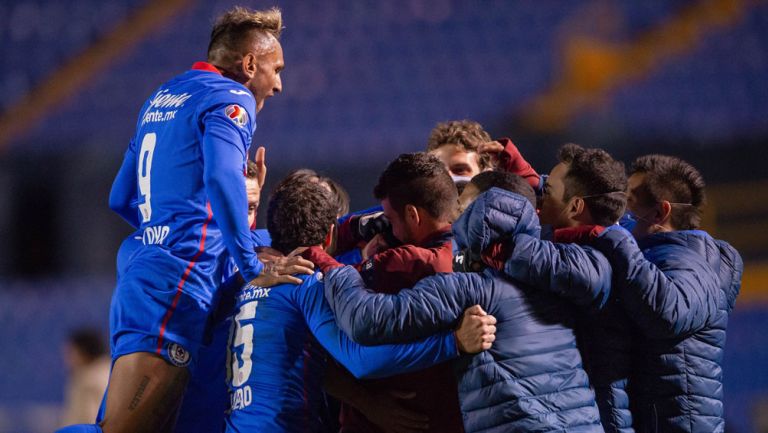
{"left": 501, "top": 230, "right": 633, "bottom": 433}
{"left": 594, "top": 228, "right": 742, "bottom": 433}
{"left": 324, "top": 189, "right": 604, "bottom": 432}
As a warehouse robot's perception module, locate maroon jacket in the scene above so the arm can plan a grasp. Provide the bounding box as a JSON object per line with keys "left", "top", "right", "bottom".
{"left": 337, "top": 226, "right": 465, "bottom": 433}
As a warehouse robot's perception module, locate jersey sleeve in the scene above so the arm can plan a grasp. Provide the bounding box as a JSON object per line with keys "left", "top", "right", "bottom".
{"left": 109, "top": 137, "right": 140, "bottom": 228}
{"left": 295, "top": 277, "right": 459, "bottom": 380}
{"left": 200, "top": 89, "right": 263, "bottom": 281}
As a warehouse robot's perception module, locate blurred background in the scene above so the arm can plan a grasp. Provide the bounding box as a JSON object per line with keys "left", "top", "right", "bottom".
{"left": 1, "top": 0, "right": 767, "bottom": 431}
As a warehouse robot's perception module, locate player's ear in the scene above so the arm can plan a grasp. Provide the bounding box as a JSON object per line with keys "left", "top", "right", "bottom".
{"left": 241, "top": 52, "right": 257, "bottom": 79}
{"left": 323, "top": 223, "right": 336, "bottom": 252}
{"left": 404, "top": 204, "right": 420, "bottom": 225}
{"left": 657, "top": 200, "right": 672, "bottom": 225}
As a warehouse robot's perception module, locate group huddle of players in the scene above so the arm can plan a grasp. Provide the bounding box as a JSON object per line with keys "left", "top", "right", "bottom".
{"left": 55, "top": 5, "right": 743, "bottom": 433}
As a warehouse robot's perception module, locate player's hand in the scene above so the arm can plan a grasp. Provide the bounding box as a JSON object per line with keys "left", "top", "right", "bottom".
{"left": 250, "top": 248, "right": 314, "bottom": 286}
{"left": 477, "top": 140, "right": 505, "bottom": 161}
{"left": 362, "top": 233, "right": 390, "bottom": 260}
{"left": 255, "top": 246, "right": 283, "bottom": 262}
{"left": 252, "top": 146, "right": 267, "bottom": 189}
{"left": 301, "top": 246, "right": 343, "bottom": 274}
{"left": 360, "top": 390, "right": 429, "bottom": 433}
{"left": 455, "top": 305, "right": 496, "bottom": 354}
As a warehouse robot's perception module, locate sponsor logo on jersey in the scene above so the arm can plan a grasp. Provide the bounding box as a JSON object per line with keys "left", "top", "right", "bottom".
{"left": 167, "top": 343, "right": 191, "bottom": 367}
{"left": 229, "top": 89, "right": 250, "bottom": 96}
{"left": 225, "top": 104, "right": 248, "bottom": 128}
{"left": 237, "top": 286, "right": 271, "bottom": 303}
{"left": 149, "top": 89, "right": 192, "bottom": 109}
{"left": 140, "top": 89, "right": 192, "bottom": 125}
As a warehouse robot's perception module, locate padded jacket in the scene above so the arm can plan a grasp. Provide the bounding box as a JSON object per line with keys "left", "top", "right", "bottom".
{"left": 593, "top": 228, "right": 743, "bottom": 433}
{"left": 324, "top": 189, "right": 605, "bottom": 432}
{"left": 500, "top": 229, "right": 633, "bottom": 433}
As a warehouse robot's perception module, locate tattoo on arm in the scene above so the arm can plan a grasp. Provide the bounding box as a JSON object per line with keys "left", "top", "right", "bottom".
{"left": 128, "top": 376, "right": 150, "bottom": 410}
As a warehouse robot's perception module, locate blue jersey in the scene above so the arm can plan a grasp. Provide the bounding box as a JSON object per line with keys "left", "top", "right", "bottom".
{"left": 225, "top": 271, "right": 459, "bottom": 433}
{"left": 109, "top": 62, "right": 264, "bottom": 300}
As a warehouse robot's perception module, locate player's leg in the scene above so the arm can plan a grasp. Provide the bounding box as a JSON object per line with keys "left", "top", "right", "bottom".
{"left": 99, "top": 352, "right": 189, "bottom": 433}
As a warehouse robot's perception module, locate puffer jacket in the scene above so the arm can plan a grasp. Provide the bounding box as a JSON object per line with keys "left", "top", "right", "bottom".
{"left": 594, "top": 228, "right": 743, "bottom": 433}
{"left": 323, "top": 188, "right": 604, "bottom": 432}
{"left": 500, "top": 230, "right": 634, "bottom": 433}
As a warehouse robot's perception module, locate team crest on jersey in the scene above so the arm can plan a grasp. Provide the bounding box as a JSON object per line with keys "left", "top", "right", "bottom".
{"left": 225, "top": 104, "right": 248, "bottom": 128}
{"left": 167, "top": 343, "right": 191, "bottom": 367}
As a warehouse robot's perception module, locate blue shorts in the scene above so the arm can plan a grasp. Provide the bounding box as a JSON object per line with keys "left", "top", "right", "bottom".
{"left": 110, "top": 248, "right": 219, "bottom": 370}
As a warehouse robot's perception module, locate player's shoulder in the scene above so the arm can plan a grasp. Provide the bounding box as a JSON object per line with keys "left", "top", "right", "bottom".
{"left": 197, "top": 75, "right": 256, "bottom": 110}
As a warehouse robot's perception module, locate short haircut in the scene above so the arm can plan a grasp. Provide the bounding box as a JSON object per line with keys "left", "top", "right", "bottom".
{"left": 374, "top": 152, "right": 457, "bottom": 220}
{"left": 471, "top": 171, "right": 536, "bottom": 207}
{"left": 273, "top": 169, "right": 350, "bottom": 217}
{"left": 426, "top": 120, "right": 493, "bottom": 170}
{"left": 267, "top": 179, "right": 337, "bottom": 255}
{"left": 68, "top": 329, "right": 106, "bottom": 362}
{"left": 321, "top": 177, "right": 351, "bottom": 217}
{"left": 208, "top": 7, "right": 282, "bottom": 60}
{"left": 558, "top": 143, "right": 627, "bottom": 226}
{"left": 630, "top": 155, "right": 706, "bottom": 230}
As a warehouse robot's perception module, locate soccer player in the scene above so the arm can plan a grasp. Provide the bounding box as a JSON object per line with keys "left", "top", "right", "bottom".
{"left": 224, "top": 177, "right": 496, "bottom": 433}
{"left": 426, "top": 120, "right": 540, "bottom": 193}
{"left": 327, "top": 153, "right": 464, "bottom": 433}
{"left": 57, "top": 7, "right": 315, "bottom": 433}
{"left": 426, "top": 120, "right": 494, "bottom": 182}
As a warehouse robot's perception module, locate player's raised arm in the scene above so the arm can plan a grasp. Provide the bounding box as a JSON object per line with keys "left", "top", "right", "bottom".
{"left": 201, "top": 96, "right": 263, "bottom": 282}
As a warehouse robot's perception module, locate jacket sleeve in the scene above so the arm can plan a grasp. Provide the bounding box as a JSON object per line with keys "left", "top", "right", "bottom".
{"left": 109, "top": 138, "right": 140, "bottom": 228}
{"left": 298, "top": 280, "right": 458, "bottom": 379}
{"left": 358, "top": 244, "right": 442, "bottom": 287}
{"left": 324, "top": 266, "right": 490, "bottom": 345}
{"left": 502, "top": 233, "right": 612, "bottom": 310}
{"left": 593, "top": 229, "right": 720, "bottom": 338}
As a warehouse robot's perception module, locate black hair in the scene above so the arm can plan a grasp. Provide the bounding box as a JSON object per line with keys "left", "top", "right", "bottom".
{"left": 470, "top": 171, "right": 536, "bottom": 207}
{"left": 267, "top": 178, "right": 337, "bottom": 255}
{"left": 631, "top": 154, "right": 706, "bottom": 230}
{"left": 68, "top": 329, "right": 106, "bottom": 362}
{"left": 558, "top": 143, "right": 627, "bottom": 226}
{"left": 373, "top": 152, "right": 457, "bottom": 220}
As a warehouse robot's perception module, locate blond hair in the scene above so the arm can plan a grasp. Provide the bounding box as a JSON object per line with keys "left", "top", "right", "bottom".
{"left": 208, "top": 6, "right": 282, "bottom": 59}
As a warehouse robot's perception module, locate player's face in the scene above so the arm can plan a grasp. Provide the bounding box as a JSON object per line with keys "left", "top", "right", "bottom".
{"left": 246, "top": 177, "right": 259, "bottom": 228}
{"left": 626, "top": 172, "right": 656, "bottom": 239}
{"left": 429, "top": 145, "right": 482, "bottom": 179}
{"left": 250, "top": 40, "right": 284, "bottom": 112}
{"left": 539, "top": 162, "right": 575, "bottom": 228}
{"left": 381, "top": 198, "right": 412, "bottom": 244}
